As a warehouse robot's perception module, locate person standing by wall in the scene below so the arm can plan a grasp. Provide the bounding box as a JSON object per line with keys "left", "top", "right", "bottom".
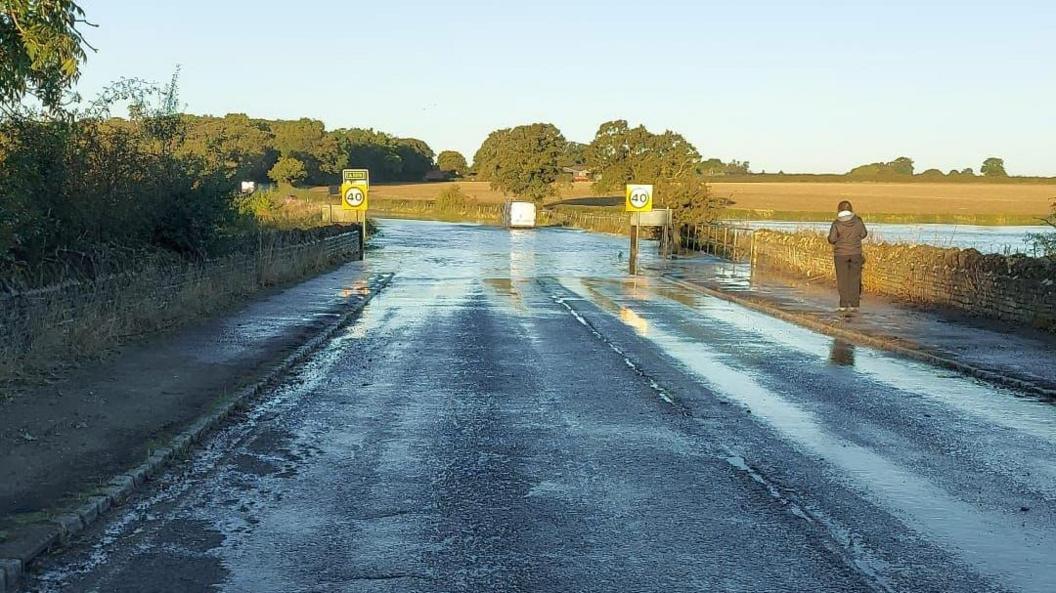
{"left": 827, "top": 200, "right": 868, "bottom": 312}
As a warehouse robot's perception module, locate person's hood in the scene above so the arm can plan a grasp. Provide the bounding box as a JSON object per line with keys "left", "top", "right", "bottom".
{"left": 836, "top": 210, "right": 856, "bottom": 222}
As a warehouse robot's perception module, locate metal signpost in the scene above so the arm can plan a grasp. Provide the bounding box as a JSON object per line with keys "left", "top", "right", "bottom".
{"left": 625, "top": 184, "right": 654, "bottom": 274}
{"left": 341, "top": 169, "right": 370, "bottom": 251}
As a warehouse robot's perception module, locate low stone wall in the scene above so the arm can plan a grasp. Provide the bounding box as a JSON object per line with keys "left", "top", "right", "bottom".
{"left": 1, "top": 230, "right": 362, "bottom": 380}
{"left": 749, "top": 230, "right": 1056, "bottom": 329}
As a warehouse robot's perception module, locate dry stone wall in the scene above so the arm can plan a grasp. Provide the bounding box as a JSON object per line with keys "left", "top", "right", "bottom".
{"left": 748, "top": 230, "right": 1056, "bottom": 330}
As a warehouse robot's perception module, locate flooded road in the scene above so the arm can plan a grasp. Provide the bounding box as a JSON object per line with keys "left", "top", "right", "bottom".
{"left": 26, "top": 220, "right": 1056, "bottom": 592}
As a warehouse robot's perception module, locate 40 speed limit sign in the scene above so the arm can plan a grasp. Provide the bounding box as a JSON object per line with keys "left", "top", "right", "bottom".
{"left": 625, "top": 184, "right": 653, "bottom": 212}
{"left": 341, "top": 169, "right": 369, "bottom": 211}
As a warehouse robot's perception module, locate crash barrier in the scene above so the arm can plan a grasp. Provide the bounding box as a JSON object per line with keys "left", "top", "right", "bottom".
{"left": 688, "top": 224, "right": 1056, "bottom": 331}
{"left": 1, "top": 231, "right": 362, "bottom": 373}
{"left": 679, "top": 223, "right": 756, "bottom": 261}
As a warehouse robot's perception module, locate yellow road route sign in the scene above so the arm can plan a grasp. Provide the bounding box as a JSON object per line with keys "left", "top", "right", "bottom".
{"left": 625, "top": 184, "right": 653, "bottom": 212}
{"left": 341, "top": 169, "right": 370, "bottom": 210}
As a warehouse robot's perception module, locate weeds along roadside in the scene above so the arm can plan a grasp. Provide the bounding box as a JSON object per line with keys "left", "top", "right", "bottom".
{"left": 0, "top": 77, "right": 364, "bottom": 393}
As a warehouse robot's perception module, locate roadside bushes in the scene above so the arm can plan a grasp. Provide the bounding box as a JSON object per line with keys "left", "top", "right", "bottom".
{"left": 1026, "top": 199, "right": 1056, "bottom": 256}
{"left": 0, "top": 95, "right": 248, "bottom": 288}
{"left": 434, "top": 184, "right": 473, "bottom": 214}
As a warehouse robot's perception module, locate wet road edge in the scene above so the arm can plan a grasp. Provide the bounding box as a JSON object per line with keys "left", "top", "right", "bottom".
{"left": 0, "top": 273, "right": 394, "bottom": 593}
{"left": 662, "top": 275, "right": 1056, "bottom": 401}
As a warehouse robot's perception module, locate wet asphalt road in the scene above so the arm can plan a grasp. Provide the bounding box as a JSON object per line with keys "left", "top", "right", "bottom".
{"left": 26, "top": 220, "right": 1056, "bottom": 593}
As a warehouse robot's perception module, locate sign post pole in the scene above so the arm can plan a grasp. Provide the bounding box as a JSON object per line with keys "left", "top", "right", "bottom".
{"left": 625, "top": 184, "right": 653, "bottom": 276}
{"left": 341, "top": 169, "right": 370, "bottom": 258}
{"left": 629, "top": 214, "right": 639, "bottom": 275}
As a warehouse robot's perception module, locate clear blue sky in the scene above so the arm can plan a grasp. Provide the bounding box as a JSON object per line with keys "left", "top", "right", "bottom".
{"left": 76, "top": 0, "right": 1055, "bottom": 175}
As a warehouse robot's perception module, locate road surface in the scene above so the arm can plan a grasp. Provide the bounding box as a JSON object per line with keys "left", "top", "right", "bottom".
{"left": 25, "top": 220, "right": 1056, "bottom": 593}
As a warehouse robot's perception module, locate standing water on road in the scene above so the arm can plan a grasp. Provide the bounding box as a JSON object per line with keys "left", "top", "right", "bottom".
{"left": 26, "top": 218, "right": 1056, "bottom": 593}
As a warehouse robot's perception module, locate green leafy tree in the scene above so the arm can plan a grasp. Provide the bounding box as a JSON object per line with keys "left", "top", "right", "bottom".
{"left": 586, "top": 120, "right": 721, "bottom": 223}
{"left": 587, "top": 120, "right": 701, "bottom": 190}
{"left": 701, "top": 158, "right": 725, "bottom": 176}
{"left": 395, "top": 137, "right": 435, "bottom": 180}
{"left": 268, "top": 156, "right": 307, "bottom": 186}
{"left": 437, "top": 150, "right": 468, "bottom": 176}
{"left": 333, "top": 128, "right": 403, "bottom": 181}
{"left": 435, "top": 184, "right": 472, "bottom": 211}
{"left": 981, "top": 157, "right": 1008, "bottom": 177}
{"left": 267, "top": 118, "right": 345, "bottom": 185}
{"left": 472, "top": 123, "right": 567, "bottom": 201}
{"left": 178, "top": 113, "right": 275, "bottom": 181}
{"left": 436, "top": 150, "right": 468, "bottom": 176}
{"left": 848, "top": 156, "right": 914, "bottom": 177}
{"left": 0, "top": 0, "right": 93, "bottom": 110}
{"left": 559, "top": 141, "right": 588, "bottom": 168}
{"left": 1027, "top": 199, "right": 1056, "bottom": 256}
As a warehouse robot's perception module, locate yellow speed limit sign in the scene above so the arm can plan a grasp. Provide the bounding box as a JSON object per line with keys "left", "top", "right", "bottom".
{"left": 625, "top": 184, "right": 653, "bottom": 212}
{"left": 341, "top": 169, "right": 369, "bottom": 210}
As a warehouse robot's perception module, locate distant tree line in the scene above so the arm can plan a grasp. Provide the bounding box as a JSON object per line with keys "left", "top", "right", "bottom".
{"left": 847, "top": 156, "right": 1011, "bottom": 179}
{"left": 172, "top": 114, "right": 439, "bottom": 186}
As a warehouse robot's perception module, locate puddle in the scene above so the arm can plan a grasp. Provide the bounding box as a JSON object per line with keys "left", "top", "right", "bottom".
{"left": 559, "top": 277, "right": 1056, "bottom": 593}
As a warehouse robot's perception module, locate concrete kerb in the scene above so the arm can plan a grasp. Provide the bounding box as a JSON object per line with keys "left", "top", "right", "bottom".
{"left": 0, "top": 272, "right": 394, "bottom": 592}
{"left": 662, "top": 275, "right": 1056, "bottom": 401}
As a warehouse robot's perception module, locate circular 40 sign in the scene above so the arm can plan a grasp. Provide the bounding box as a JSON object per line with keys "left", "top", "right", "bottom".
{"left": 344, "top": 186, "right": 366, "bottom": 207}
{"left": 625, "top": 184, "right": 653, "bottom": 212}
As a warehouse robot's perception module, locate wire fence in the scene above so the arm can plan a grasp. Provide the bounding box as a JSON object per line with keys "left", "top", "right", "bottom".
{"left": 1, "top": 232, "right": 361, "bottom": 382}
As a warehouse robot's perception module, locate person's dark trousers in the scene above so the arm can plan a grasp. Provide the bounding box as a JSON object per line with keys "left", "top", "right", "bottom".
{"left": 834, "top": 254, "right": 864, "bottom": 308}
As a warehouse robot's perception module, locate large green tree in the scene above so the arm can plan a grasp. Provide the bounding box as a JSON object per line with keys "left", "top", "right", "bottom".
{"left": 981, "top": 157, "right": 1008, "bottom": 177}
{"left": 848, "top": 156, "right": 915, "bottom": 177}
{"left": 0, "top": 0, "right": 92, "bottom": 110}
{"left": 178, "top": 113, "right": 275, "bottom": 181}
{"left": 395, "top": 137, "right": 435, "bottom": 181}
{"left": 559, "top": 141, "right": 588, "bottom": 168}
{"left": 331, "top": 129, "right": 435, "bottom": 182}
{"left": 586, "top": 120, "right": 720, "bottom": 222}
{"left": 436, "top": 150, "right": 468, "bottom": 177}
{"left": 587, "top": 120, "right": 701, "bottom": 191}
{"left": 267, "top": 118, "right": 345, "bottom": 185}
{"left": 473, "top": 123, "right": 567, "bottom": 201}
{"left": 267, "top": 156, "right": 307, "bottom": 186}
{"left": 333, "top": 128, "right": 402, "bottom": 181}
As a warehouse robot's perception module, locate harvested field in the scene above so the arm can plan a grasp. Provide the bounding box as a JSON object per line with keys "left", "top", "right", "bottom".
{"left": 370, "top": 180, "right": 1056, "bottom": 224}
{"left": 709, "top": 182, "right": 1055, "bottom": 217}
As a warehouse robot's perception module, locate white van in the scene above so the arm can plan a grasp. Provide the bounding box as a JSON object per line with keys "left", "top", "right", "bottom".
{"left": 502, "top": 200, "right": 537, "bottom": 229}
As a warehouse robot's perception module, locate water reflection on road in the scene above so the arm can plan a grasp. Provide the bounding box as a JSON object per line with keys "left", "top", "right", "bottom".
{"left": 28, "top": 218, "right": 1055, "bottom": 593}
{"left": 365, "top": 219, "right": 1056, "bottom": 592}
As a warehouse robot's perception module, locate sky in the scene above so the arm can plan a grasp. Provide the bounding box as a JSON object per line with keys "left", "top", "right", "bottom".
{"left": 74, "top": 0, "right": 1056, "bottom": 175}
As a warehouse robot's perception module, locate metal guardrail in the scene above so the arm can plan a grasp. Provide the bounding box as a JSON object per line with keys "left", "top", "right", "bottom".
{"left": 678, "top": 223, "right": 757, "bottom": 262}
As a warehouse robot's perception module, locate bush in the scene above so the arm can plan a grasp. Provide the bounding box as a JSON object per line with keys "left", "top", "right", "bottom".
{"left": 1027, "top": 199, "right": 1056, "bottom": 256}
{"left": 268, "top": 156, "right": 307, "bottom": 186}
{"left": 0, "top": 78, "right": 249, "bottom": 287}
{"left": 434, "top": 184, "right": 473, "bottom": 213}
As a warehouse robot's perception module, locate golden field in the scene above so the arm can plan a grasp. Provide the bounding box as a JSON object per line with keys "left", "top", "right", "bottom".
{"left": 709, "top": 182, "right": 1055, "bottom": 217}
{"left": 370, "top": 180, "right": 1055, "bottom": 223}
